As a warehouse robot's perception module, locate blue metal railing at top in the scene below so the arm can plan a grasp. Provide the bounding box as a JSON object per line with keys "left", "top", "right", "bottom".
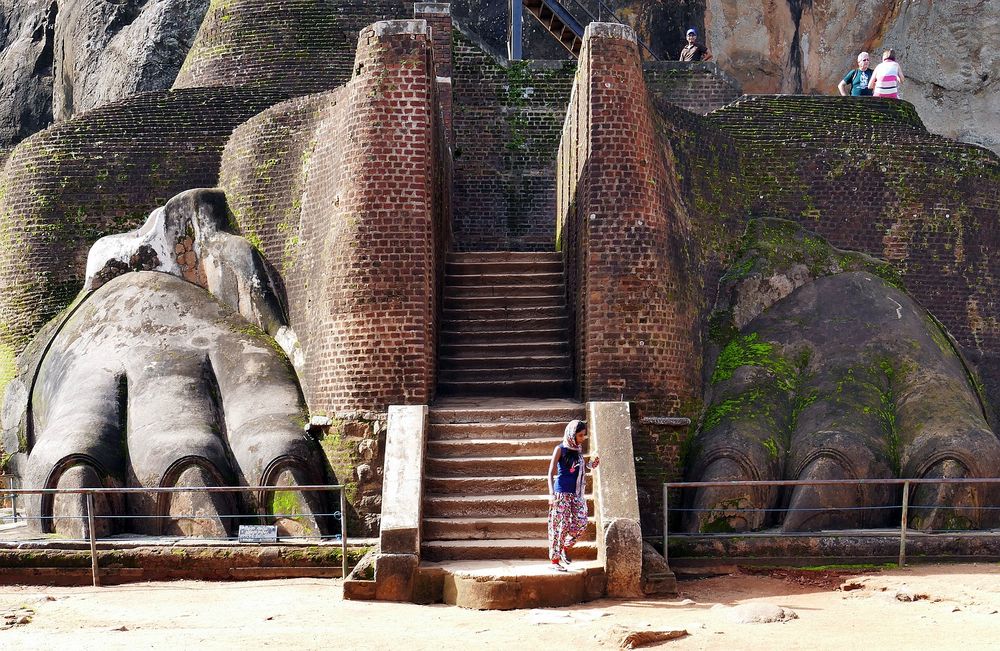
{"left": 663, "top": 477, "right": 1000, "bottom": 567}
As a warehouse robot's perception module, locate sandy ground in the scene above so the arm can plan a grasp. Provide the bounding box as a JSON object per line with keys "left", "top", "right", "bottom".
{"left": 2, "top": 564, "right": 1000, "bottom": 650}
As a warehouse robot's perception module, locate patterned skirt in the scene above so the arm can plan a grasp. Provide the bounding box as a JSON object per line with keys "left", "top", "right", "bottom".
{"left": 548, "top": 492, "right": 588, "bottom": 560}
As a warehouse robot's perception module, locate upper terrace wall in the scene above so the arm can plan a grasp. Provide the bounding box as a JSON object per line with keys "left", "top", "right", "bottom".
{"left": 174, "top": 0, "right": 414, "bottom": 96}
{"left": 643, "top": 62, "right": 742, "bottom": 116}
{"left": 451, "top": 29, "right": 574, "bottom": 251}
{"left": 0, "top": 87, "right": 286, "bottom": 390}
{"left": 219, "top": 21, "right": 446, "bottom": 417}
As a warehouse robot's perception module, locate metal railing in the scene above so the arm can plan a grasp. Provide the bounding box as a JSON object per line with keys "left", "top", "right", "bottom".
{"left": 0, "top": 484, "right": 348, "bottom": 586}
{"left": 0, "top": 474, "right": 18, "bottom": 523}
{"left": 510, "top": 0, "right": 660, "bottom": 61}
{"left": 663, "top": 478, "right": 1000, "bottom": 567}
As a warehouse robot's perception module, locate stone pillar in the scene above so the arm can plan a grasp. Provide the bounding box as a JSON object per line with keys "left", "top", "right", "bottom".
{"left": 414, "top": 3, "right": 454, "bottom": 146}
{"left": 375, "top": 404, "right": 428, "bottom": 601}
{"left": 587, "top": 401, "right": 645, "bottom": 597}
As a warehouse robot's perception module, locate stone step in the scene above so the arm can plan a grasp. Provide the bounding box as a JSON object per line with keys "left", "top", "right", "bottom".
{"left": 445, "top": 260, "right": 563, "bottom": 276}
{"left": 437, "top": 367, "right": 572, "bottom": 383}
{"left": 438, "top": 355, "right": 569, "bottom": 371}
{"left": 423, "top": 494, "right": 593, "bottom": 518}
{"left": 425, "top": 474, "right": 592, "bottom": 495}
{"left": 436, "top": 378, "right": 573, "bottom": 397}
{"left": 427, "top": 437, "right": 559, "bottom": 457}
{"left": 438, "top": 341, "right": 570, "bottom": 358}
{"left": 447, "top": 251, "right": 561, "bottom": 264}
{"left": 429, "top": 405, "right": 585, "bottom": 425}
{"left": 427, "top": 454, "right": 595, "bottom": 476}
{"left": 440, "top": 329, "right": 569, "bottom": 346}
{"left": 440, "top": 316, "right": 568, "bottom": 333}
{"left": 444, "top": 284, "right": 564, "bottom": 299}
{"left": 429, "top": 421, "right": 568, "bottom": 439}
{"left": 423, "top": 560, "right": 605, "bottom": 610}
{"left": 445, "top": 272, "right": 564, "bottom": 287}
{"left": 422, "top": 516, "right": 596, "bottom": 541}
{"left": 442, "top": 305, "right": 566, "bottom": 321}
{"left": 421, "top": 539, "right": 599, "bottom": 562}
{"left": 443, "top": 295, "right": 566, "bottom": 310}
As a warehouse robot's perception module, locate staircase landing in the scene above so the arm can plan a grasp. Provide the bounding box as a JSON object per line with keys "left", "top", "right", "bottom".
{"left": 418, "top": 559, "right": 605, "bottom": 610}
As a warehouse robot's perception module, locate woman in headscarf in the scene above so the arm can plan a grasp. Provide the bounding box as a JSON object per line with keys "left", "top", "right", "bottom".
{"left": 546, "top": 419, "right": 600, "bottom": 571}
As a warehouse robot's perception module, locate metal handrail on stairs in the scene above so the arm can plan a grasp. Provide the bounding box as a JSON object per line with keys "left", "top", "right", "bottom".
{"left": 511, "top": 0, "right": 660, "bottom": 61}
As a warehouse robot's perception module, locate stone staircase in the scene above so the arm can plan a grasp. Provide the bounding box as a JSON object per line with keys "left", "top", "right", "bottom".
{"left": 438, "top": 252, "right": 573, "bottom": 398}
{"left": 421, "top": 402, "right": 598, "bottom": 564}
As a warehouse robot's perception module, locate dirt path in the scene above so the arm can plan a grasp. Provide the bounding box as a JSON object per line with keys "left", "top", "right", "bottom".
{"left": 2, "top": 563, "right": 1000, "bottom": 650}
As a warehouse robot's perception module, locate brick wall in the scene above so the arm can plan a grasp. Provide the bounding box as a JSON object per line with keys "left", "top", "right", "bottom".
{"left": 0, "top": 87, "right": 286, "bottom": 367}
{"left": 557, "top": 23, "right": 701, "bottom": 410}
{"left": 174, "top": 0, "right": 415, "bottom": 96}
{"left": 643, "top": 61, "right": 742, "bottom": 116}
{"left": 451, "top": 28, "right": 575, "bottom": 251}
{"left": 220, "top": 21, "right": 447, "bottom": 417}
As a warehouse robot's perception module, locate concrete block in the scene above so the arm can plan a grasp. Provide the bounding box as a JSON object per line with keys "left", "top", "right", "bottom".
{"left": 374, "top": 553, "right": 419, "bottom": 602}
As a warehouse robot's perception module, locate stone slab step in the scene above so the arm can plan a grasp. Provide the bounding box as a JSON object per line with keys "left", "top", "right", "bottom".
{"left": 425, "top": 474, "right": 592, "bottom": 495}
{"left": 427, "top": 437, "right": 560, "bottom": 457}
{"left": 425, "top": 560, "right": 605, "bottom": 610}
{"left": 437, "top": 367, "right": 571, "bottom": 384}
{"left": 429, "top": 405, "right": 584, "bottom": 425}
{"left": 438, "top": 342, "right": 570, "bottom": 358}
{"left": 429, "top": 421, "right": 568, "bottom": 439}
{"left": 446, "top": 260, "right": 563, "bottom": 276}
{"left": 441, "top": 328, "right": 568, "bottom": 344}
{"left": 442, "top": 305, "right": 566, "bottom": 321}
{"left": 438, "top": 355, "right": 569, "bottom": 371}
{"left": 426, "top": 454, "right": 555, "bottom": 476}
{"left": 444, "top": 284, "right": 564, "bottom": 298}
{"left": 421, "top": 539, "right": 599, "bottom": 561}
{"left": 440, "top": 316, "right": 568, "bottom": 333}
{"left": 423, "top": 494, "right": 593, "bottom": 518}
{"left": 445, "top": 272, "right": 563, "bottom": 287}
{"left": 447, "top": 252, "right": 561, "bottom": 264}
{"left": 436, "top": 379, "right": 573, "bottom": 398}
{"left": 444, "top": 295, "right": 566, "bottom": 310}
{"left": 422, "top": 516, "right": 596, "bottom": 541}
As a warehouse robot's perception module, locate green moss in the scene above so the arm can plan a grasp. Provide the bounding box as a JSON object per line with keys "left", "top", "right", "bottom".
{"left": 712, "top": 333, "right": 792, "bottom": 385}
{"left": 0, "top": 342, "right": 14, "bottom": 397}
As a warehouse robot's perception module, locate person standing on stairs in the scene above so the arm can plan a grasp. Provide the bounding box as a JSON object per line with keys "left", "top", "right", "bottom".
{"left": 546, "top": 420, "right": 600, "bottom": 571}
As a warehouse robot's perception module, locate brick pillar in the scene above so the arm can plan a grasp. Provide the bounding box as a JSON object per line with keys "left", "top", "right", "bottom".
{"left": 560, "top": 23, "right": 700, "bottom": 411}
{"left": 414, "top": 3, "right": 454, "bottom": 146}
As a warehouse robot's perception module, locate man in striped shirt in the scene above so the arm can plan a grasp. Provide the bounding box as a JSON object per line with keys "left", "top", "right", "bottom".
{"left": 869, "top": 48, "right": 905, "bottom": 98}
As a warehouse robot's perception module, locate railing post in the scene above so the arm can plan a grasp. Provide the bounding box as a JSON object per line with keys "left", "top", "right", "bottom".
{"left": 508, "top": 0, "right": 523, "bottom": 61}
{"left": 86, "top": 491, "right": 100, "bottom": 587}
{"left": 340, "top": 489, "right": 348, "bottom": 579}
{"left": 662, "top": 483, "right": 669, "bottom": 563}
{"left": 899, "top": 480, "right": 910, "bottom": 567}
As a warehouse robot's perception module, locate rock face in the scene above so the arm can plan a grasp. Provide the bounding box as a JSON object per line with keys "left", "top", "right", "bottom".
{"left": 686, "top": 220, "right": 1000, "bottom": 533}
{"left": 0, "top": 0, "right": 56, "bottom": 147}
{"left": 703, "top": 0, "right": 999, "bottom": 153}
{"left": 52, "top": 0, "right": 209, "bottom": 122}
{"left": 0, "top": 0, "right": 208, "bottom": 149}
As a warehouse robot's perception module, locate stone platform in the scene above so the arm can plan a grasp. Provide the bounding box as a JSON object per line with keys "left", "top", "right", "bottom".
{"left": 418, "top": 559, "right": 606, "bottom": 610}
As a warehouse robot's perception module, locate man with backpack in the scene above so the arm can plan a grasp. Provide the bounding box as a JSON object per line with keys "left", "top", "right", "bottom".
{"left": 838, "top": 52, "right": 874, "bottom": 96}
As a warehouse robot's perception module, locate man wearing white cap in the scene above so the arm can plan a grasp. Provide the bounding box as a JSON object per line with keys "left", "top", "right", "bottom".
{"left": 679, "top": 27, "right": 712, "bottom": 62}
